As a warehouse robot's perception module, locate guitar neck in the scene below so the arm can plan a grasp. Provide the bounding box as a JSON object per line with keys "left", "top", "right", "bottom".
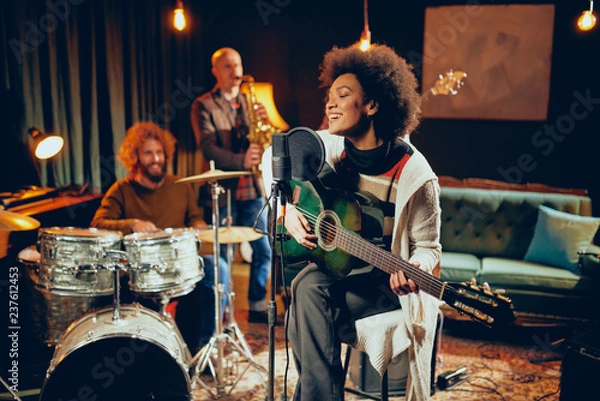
{"left": 333, "top": 229, "right": 449, "bottom": 302}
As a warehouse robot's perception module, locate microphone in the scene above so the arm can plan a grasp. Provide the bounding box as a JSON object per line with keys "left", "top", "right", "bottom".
{"left": 271, "top": 133, "right": 292, "bottom": 182}
{"left": 286, "top": 127, "right": 325, "bottom": 182}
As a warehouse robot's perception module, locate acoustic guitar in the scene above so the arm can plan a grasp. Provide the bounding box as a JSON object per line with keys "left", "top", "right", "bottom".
{"left": 278, "top": 175, "right": 516, "bottom": 329}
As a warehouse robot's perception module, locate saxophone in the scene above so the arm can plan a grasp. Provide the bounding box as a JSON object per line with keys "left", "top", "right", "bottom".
{"left": 241, "top": 74, "right": 278, "bottom": 197}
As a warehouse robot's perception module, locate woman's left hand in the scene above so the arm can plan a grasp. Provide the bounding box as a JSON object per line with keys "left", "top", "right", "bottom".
{"left": 390, "top": 261, "right": 420, "bottom": 296}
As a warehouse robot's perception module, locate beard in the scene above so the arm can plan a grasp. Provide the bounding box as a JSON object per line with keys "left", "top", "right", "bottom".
{"left": 141, "top": 162, "right": 166, "bottom": 183}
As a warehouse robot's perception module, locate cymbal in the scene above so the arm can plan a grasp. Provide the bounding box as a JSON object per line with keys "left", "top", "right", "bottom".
{"left": 176, "top": 169, "right": 251, "bottom": 185}
{"left": 198, "top": 226, "right": 264, "bottom": 244}
{"left": 0, "top": 210, "right": 41, "bottom": 231}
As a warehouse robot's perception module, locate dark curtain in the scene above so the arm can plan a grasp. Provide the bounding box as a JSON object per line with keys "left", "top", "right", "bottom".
{"left": 0, "top": 0, "right": 206, "bottom": 193}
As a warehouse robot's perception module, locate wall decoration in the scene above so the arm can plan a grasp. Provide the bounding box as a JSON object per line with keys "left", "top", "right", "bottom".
{"left": 421, "top": 4, "right": 555, "bottom": 120}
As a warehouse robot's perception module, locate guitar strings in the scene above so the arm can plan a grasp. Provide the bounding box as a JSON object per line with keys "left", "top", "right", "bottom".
{"left": 293, "top": 205, "right": 462, "bottom": 301}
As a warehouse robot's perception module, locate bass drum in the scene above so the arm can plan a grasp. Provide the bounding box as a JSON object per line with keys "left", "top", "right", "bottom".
{"left": 39, "top": 305, "right": 192, "bottom": 401}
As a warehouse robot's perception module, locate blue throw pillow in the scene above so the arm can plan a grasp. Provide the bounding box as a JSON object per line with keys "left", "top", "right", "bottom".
{"left": 524, "top": 205, "right": 600, "bottom": 273}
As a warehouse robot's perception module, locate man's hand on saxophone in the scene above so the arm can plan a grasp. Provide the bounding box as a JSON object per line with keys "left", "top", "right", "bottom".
{"left": 244, "top": 143, "right": 263, "bottom": 170}
{"left": 253, "top": 101, "right": 270, "bottom": 121}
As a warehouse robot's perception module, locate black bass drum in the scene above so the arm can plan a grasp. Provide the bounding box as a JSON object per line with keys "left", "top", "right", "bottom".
{"left": 39, "top": 305, "right": 192, "bottom": 401}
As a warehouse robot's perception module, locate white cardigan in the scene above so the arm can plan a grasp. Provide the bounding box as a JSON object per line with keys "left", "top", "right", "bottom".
{"left": 263, "top": 130, "right": 442, "bottom": 400}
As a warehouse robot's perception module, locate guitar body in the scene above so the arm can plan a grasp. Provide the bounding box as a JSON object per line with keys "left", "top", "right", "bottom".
{"left": 279, "top": 177, "right": 364, "bottom": 275}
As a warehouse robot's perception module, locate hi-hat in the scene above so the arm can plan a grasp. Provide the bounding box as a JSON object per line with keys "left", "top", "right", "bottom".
{"left": 0, "top": 210, "right": 41, "bottom": 231}
{"left": 176, "top": 169, "right": 251, "bottom": 185}
{"left": 198, "top": 226, "right": 264, "bottom": 244}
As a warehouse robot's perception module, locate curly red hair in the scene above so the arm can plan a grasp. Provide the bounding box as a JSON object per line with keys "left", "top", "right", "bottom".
{"left": 118, "top": 122, "right": 177, "bottom": 174}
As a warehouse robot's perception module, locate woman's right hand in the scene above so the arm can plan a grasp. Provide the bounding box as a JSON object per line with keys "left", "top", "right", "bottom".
{"left": 285, "top": 207, "right": 317, "bottom": 250}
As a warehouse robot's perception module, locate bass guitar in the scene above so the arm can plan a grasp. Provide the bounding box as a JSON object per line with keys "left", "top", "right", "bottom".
{"left": 279, "top": 177, "right": 516, "bottom": 329}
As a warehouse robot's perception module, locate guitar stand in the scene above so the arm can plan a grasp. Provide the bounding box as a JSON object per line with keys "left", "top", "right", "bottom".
{"left": 189, "top": 182, "right": 268, "bottom": 398}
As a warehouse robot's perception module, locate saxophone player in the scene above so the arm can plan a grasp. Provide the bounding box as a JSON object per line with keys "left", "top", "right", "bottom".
{"left": 190, "top": 47, "right": 274, "bottom": 324}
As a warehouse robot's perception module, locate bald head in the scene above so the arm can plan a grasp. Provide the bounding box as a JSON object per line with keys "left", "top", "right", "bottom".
{"left": 211, "top": 47, "right": 243, "bottom": 91}
{"left": 211, "top": 47, "right": 241, "bottom": 67}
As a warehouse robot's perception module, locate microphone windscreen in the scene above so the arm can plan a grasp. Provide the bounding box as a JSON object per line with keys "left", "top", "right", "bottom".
{"left": 287, "top": 127, "right": 325, "bottom": 181}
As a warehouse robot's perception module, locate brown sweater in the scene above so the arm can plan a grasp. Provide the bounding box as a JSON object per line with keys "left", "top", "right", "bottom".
{"left": 90, "top": 175, "right": 204, "bottom": 234}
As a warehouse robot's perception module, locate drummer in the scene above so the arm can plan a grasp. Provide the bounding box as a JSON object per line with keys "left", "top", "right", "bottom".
{"left": 91, "top": 121, "right": 228, "bottom": 354}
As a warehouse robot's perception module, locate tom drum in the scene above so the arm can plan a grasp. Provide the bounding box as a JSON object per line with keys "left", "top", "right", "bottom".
{"left": 123, "top": 228, "right": 204, "bottom": 299}
{"left": 37, "top": 227, "right": 123, "bottom": 296}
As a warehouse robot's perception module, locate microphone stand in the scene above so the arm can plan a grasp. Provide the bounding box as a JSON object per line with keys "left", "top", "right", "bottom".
{"left": 267, "top": 133, "right": 292, "bottom": 401}
{"left": 267, "top": 181, "right": 286, "bottom": 401}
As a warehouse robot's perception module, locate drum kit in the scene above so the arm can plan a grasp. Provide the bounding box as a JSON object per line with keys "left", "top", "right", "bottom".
{"left": 2, "top": 167, "right": 270, "bottom": 400}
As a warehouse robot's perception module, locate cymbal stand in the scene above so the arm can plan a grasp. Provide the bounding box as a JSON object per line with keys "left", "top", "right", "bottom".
{"left": 223, "top": 190, "right": 268, "bottom": 379}
{"left": 190, "top": 181, "right": 268, "bottom": 398}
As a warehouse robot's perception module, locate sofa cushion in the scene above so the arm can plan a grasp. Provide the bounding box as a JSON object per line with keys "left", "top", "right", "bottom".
{"left": 524, "top": 205, "right": 600, "bottom": 273}
{"left": 440, "top": 188, "right": 592, "bottom": 259}
{"left": 440, "top": 252, "right": 480, "bottom": 282}
{"left": 478, "top": 257, "right": 591, "bottom": 295}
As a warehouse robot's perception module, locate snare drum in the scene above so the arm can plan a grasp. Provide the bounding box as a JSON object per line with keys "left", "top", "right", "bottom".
{"left": 39, "top": 305, "right": 191, "bottom": 401}
{"left": 37, "top": 227, "right": 123, "bottom": 296}
{"left": 124, "top": 228, "right": 204, "bottom": 299}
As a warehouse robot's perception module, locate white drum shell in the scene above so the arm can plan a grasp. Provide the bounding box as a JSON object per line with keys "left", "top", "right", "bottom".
{"left": 37, "top": 227, "right": 122, "bottom": 296}
{"left": 40, "top": 305, "right": 191, "bottom": 400}
{"left": 124, "top": 228, "right": 204, "bottom": 298}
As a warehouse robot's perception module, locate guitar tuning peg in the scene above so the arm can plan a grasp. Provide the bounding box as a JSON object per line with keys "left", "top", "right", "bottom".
{"left": 483, "top": 282, "right": 491, "bottom": 291}
{"left": 438, "top": 73, "right": 444, "bottom": 80}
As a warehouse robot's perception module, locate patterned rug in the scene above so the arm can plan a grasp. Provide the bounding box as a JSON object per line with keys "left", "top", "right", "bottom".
{"left": 189, "top": 319, "right": 565, "bottom": 401}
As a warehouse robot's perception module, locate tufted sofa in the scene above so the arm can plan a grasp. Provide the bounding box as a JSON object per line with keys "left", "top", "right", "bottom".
{"left": 438, "top": 177, "right": 600, "bottom": 326}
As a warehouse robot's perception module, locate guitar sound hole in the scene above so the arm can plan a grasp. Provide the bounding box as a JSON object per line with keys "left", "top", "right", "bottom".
{"left": 316, "top": 210, "right": 342, "bottom": 252}
{"left": 321, "top": 216, "right": 337, "bottom": 245}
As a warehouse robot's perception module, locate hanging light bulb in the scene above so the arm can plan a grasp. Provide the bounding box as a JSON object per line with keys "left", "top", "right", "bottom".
{"left": 577, "top": 1, "right": 597, "bottom": 31}
{"left": 359, "top": 0, "right": 371, "bottom": 51}
{"left": 174, "top": 0, "right": 186, "bottom": 31}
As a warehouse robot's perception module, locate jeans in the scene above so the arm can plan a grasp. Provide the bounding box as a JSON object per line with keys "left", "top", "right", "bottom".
{"left": 175, "top": 254, "right": 229, "bottom": 351}
{"left": 206, "top": 197, "right": 271, "bottom": 312}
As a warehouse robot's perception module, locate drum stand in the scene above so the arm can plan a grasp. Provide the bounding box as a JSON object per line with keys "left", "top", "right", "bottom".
{"left": 0, "top": 376, "right": 23, "bottom": 401}
{"left": 189, "top": 182, "right": 268, "bottom": 398}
